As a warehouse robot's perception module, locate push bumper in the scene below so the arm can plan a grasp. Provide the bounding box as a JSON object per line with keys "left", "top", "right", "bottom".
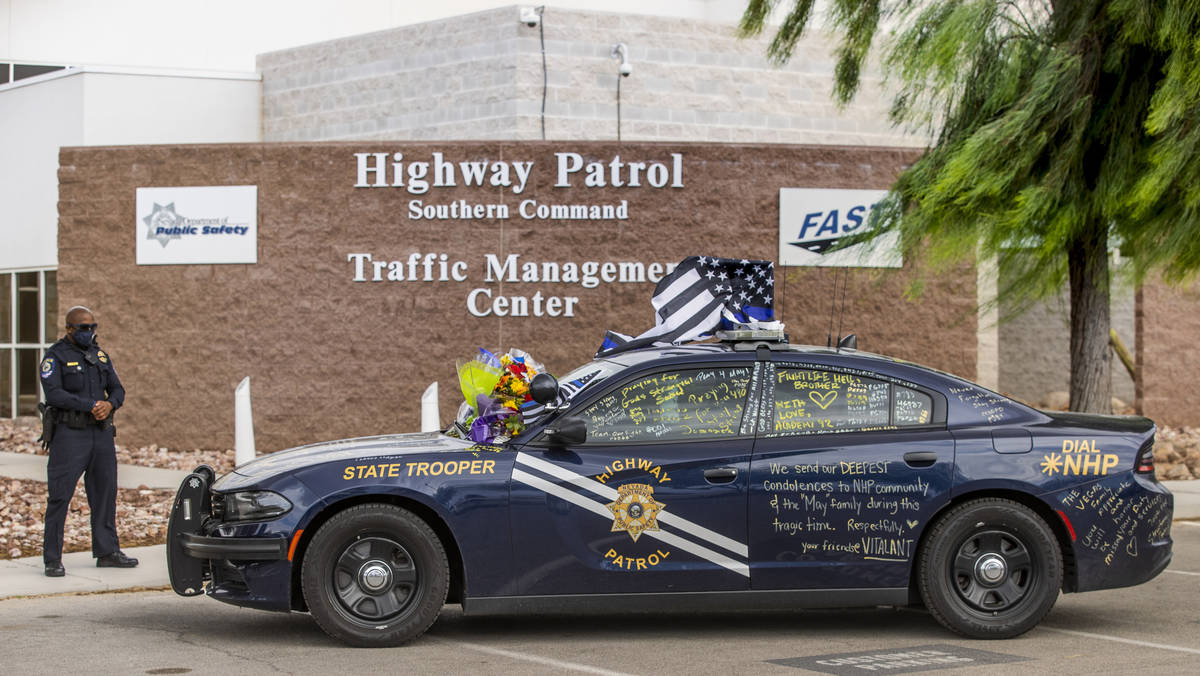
{"left": 179, "top": 532, "right": 288, "bottom": 560}
{"left": 166, "top": 467, "right": 287, "bottom": 597}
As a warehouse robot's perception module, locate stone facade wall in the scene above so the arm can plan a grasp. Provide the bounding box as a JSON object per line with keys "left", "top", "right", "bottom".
{"left": 1137, "top": 279, "right": 1200, "bottom": 426}
{"left": 259, "top": 5, "right": 926, "bottom": 147}
{"left": 996, "top": 269, "right": 1136, "bottom": 407}
{"left": 57, "top": 141, "right": 972, "bottom": 452}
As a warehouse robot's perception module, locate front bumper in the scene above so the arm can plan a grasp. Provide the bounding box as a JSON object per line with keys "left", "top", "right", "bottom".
{"left": 166, "top": 468, "right": 289, "bottom": 604}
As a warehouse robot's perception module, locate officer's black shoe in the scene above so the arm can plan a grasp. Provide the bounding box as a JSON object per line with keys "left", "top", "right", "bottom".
{"left": 96, "top": 551, "right": 139, "bottom": 568}
{"left": 45, "top": 561, "right": 65, "bottom": 577}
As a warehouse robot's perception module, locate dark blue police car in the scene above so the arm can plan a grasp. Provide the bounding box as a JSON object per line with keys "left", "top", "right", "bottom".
{"left": 166, "top": 331, "right": 1173, "bottom": 646}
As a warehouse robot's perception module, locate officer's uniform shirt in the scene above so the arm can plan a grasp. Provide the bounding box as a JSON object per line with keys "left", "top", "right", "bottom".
{"left": 38, "top": 337, "right": 125, "bottom": 563}
{"left": 40, "top": 338, "right": 124, "bottom": 415}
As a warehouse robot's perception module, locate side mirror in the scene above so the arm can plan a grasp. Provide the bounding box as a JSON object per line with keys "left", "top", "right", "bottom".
{"left": 544, "top": 417, "right": 586, "bottom": 447}
{"left": 530, "top": 373, "right": 560, "bottom": 405}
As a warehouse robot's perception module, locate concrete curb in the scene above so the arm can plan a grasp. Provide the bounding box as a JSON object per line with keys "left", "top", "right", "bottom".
{"left": 0, "top": 544, "right": 167, "bottom": 599}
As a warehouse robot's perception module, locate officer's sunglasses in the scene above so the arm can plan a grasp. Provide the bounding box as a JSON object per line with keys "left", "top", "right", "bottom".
{"left": 68, "top": 323, "right": 98, "bottom": 331}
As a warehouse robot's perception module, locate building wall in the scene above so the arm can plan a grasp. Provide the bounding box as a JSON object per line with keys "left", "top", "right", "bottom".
{"left": 0, "top": 68, "right": 261, "bottom": 276}
{"left": 1, "top": 1, "right": 758, "bottom": 73}
{"left": 57, "top": 141, "right": 973, "bottom": 452}
{"left": 1137, "top": 279, "right": 1200, "bottom": 426}
{"left": 79, "top": 72, "right": 261, "bottom": 145}
{"left": 0, "top": 72, "right": 83, "bottom": 270}
{"left": 996, "top": 268, "right": 1136, "bottom": 407}
{"left": 259, "top": 6, "right": 926, "bottom": 147}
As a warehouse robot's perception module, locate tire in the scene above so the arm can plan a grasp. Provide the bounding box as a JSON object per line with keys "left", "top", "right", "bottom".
{"left": 301, "top": 504, "right": 449, "bottom": 647}
{"left": 917, "top": 498, "right": 1061, "bottom": 639}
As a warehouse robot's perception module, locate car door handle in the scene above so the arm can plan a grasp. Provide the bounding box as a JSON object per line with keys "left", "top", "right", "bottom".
{"left": 903, "top": 451, "right": 938, "bottom": 468}
{"left": 704, "top": 467, "right": 739, "bottom": 484}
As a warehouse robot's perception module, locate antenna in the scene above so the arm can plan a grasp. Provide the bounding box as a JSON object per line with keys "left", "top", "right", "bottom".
{"left": 835, "top": 268, "right": 848, "bottom": 351}
{"left": 826, "top": 269, "right": 838, "bottom": 348}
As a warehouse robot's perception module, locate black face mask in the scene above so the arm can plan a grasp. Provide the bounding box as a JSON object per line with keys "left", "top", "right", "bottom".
{"left": 72, "top": 330, "right": 95, "bottom": 348}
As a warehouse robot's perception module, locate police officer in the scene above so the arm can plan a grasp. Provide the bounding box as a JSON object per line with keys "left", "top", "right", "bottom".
{"left": 39, "top": 306, "right": 138, "bottom": 577}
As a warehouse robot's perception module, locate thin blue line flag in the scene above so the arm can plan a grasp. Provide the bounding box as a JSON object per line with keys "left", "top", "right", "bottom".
{"left": 596, "top": 255, "right": 776, "bottom": 357}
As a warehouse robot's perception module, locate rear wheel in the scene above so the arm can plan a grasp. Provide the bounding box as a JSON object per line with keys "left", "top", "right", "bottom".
{"left": 918, "top": 498, "right": 1061, "bottom": 639}
{"left": 301, "top": 504, "right": 448, "bottom": 647}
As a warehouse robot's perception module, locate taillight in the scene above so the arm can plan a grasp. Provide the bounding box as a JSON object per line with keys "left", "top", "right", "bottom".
{"left": 1135, "top": 439, "right": 1155, "bottom": 476}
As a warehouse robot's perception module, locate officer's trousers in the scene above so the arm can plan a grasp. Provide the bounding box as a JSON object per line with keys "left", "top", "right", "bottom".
{"left": 43, "top": 422, "right": 119, "bottom": 563}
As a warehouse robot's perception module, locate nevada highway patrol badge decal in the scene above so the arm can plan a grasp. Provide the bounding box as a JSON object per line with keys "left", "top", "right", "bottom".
{"left": 606, "top": 483, "right": 665, "bottom": 542}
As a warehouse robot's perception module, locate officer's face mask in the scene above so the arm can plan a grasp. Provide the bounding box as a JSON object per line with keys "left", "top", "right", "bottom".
{"left": 70, "top": 323, "right": 97, "bottom": 348}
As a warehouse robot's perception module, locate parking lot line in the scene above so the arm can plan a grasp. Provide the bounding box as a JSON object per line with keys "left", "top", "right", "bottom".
{"left": 1164, "top": 569, "right": 1200, "bottom": 577}
{"left": 1175, "top": 521, "right": 1200, "bottom": 528}
{"left": 427, "top": 637, "right": 637, "bottom": 675}
{"left": 1038, "top": 626, "right": 1200, "bottom": 655}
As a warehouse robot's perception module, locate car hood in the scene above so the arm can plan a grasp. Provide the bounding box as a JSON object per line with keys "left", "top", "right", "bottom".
{"left": 213, "top": 432, "right": 478, "bottom": 490}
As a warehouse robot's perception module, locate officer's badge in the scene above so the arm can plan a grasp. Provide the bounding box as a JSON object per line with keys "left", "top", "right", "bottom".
{"left": 606, "top": 483, "right": 665, "bottom": 542}
{"left": 98, "top": 350, "right": 108, "bottom": 363}
{"left": 40, "top": 357, "right": 54, "bottom": 379}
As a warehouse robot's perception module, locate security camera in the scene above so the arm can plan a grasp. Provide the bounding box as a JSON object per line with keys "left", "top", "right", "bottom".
{"left": 519, "top": 7, "right": 541, "bottom": 28}
{"left": 612, "top": 43, "right": 632, "bottom": 78}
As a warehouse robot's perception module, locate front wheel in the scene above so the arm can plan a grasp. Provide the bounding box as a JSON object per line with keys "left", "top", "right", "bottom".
{"left": 918, "top": 498, "right": 1061, "bottom": 639}
{"left": 301, "top": 504, "right": 448, "bottom": 647}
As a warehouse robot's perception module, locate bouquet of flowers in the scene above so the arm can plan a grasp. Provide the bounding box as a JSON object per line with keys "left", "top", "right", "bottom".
{"left": 448, "top": 348, "right": 546, "bottom": 443}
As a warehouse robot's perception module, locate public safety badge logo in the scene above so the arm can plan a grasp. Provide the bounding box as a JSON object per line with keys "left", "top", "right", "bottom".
{"left": 143, "top": 202, "right": 186, "bottom": 248}
{"left": 606, "top": 483, "right": 665, "bottom": 542}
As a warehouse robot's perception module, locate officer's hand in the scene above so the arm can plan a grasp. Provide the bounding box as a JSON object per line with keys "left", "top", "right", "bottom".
{"left": 92, "top": 400, "right": 113, "bottom": 420}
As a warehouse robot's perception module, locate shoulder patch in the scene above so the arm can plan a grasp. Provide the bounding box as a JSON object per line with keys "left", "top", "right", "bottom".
{"left": 40, "top": 357, "right": 54, "bottom": 379}
{"left": 98, "top": 350, "right": 108, "bottom": 363}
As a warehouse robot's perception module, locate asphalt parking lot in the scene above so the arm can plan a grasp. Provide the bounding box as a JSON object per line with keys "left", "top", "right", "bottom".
{"left": 1, "top": 523, "right": 1197, "bottom": 675}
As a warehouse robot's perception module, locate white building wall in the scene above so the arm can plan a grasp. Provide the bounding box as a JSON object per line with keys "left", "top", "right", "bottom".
{"left": 0, "top": 69, "right": 261, "bottom": 273}
{"left": 0, "top": 73, "right": 83, "bottom": 270}
{"left": 1, "top": 1, "right": 765, "bottom": 73}
{"left": 80, "top": 71, "right": 261, "bottom": 145}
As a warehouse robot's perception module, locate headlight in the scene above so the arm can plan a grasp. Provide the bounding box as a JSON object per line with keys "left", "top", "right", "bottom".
{"left": 220, "top": 490, "right": 292, "bottom": 523}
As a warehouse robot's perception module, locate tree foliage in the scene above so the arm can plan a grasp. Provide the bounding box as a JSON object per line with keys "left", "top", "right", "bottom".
{"left": 741, "top": 1, "right": 1200, "bottom": 412}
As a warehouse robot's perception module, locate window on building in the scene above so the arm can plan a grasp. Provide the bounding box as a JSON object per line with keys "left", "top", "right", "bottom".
{"left": 1, "top": 269, "right": 58, "bottom": 417}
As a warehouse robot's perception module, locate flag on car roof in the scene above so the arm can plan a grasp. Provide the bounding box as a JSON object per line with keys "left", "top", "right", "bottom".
{"left": 596, "top": 255, "right": 777, "bottom": 357}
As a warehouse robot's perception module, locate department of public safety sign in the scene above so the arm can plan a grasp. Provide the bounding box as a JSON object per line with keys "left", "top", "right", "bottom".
{"left": 135, "top": 185, "right": 258, "bottom": 265}
{"left": 778, "top": 188, "right": 901, "bottom": 268}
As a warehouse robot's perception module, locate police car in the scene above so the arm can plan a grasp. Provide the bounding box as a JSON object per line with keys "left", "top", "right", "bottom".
{"left": 166, "top": 330, "right": 1173, "bottom": 647}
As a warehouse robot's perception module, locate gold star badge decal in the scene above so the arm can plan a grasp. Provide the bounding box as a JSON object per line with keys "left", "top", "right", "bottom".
{"left": 1040, "top": 453, "right": 1063, "bottom": 475}
{"left": 606, "top": 483, "right": 666, "bottom": 542}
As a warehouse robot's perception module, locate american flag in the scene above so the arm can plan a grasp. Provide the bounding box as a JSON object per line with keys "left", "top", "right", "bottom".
{"left": 596, "top": 256, "right": 776, "bottom": 357}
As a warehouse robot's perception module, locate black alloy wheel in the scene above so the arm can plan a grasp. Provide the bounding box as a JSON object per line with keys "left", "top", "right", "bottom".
{"left": 302, "top": 504, "right": 448, "bottom": 647}
{"left": 330, "top": 536, "right": 419, "bottom": 623}
{"left": 918, "top": 498, "right": 1061, "bottom": 639}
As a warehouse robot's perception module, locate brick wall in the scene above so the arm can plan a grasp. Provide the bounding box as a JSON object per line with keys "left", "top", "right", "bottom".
{"left": 259, "top": 6, "right": 926, "bottom": 147}
{"left": 57, "top": 141, "right": 972, "bottom": 452}
{"left": 1137, "top": 278, "right": 1200, "bottom": 425}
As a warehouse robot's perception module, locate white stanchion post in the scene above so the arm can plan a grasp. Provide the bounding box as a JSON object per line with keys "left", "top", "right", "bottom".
{"left": 420, "top": 381, "right": 440, "bottom": 432}
{"left": 234, "top": 376, "right": 256, "bottom": 466}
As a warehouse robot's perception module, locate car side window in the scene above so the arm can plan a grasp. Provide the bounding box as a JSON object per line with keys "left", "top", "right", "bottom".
{"left": 580, "top": 366, "right": 752, "bottom": 443}
{"left": 770, "top": 367, "right": 891, "bottom": 435}
{"left": 893, "top": 385, "right": 933, "bottom": 425}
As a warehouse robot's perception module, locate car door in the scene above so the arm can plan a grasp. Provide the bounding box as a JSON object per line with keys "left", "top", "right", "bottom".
{"left": 507, "top": 360, "right": 758, "bottom": 596}
{"left": 748, "top": 360, "right": 955, "bottom": 590}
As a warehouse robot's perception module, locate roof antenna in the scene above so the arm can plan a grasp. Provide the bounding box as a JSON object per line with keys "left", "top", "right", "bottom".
{"left": 835, "top": 268, "right": 848, "bottom": 351}
{"left": 826, "top": 269, "right": 838, "bottom": 348}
